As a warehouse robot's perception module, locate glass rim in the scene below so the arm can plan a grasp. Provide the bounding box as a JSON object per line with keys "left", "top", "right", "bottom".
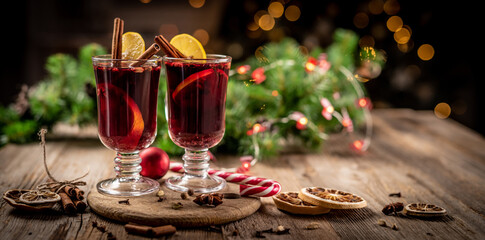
{"left": 92, "top": 54, "right": 161, "bottom": 62}
{"left": 162, "top": 54, "right": 231, "bottom": 63}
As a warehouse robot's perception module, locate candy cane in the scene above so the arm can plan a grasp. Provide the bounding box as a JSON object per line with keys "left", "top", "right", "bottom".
{"left": 169, "top": 162, "right": 281, "bottom": 197}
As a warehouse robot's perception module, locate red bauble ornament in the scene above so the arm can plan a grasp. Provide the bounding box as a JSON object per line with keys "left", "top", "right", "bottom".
{"left": 140, "top": 147, "right": 170, "bottom": 179}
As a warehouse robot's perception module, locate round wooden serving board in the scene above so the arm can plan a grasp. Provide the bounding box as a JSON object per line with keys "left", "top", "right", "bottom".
{"left": 87, "top": 183, "right": 261, "bottom": 228}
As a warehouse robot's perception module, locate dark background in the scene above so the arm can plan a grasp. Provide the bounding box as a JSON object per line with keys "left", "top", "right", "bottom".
{"left": 2, "top": 0, "right": 482, "bottom": 135}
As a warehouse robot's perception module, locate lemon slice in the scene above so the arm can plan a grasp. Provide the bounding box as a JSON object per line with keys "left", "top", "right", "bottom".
{"left": 122, "top": 32, "right": 145, "bottom": 60}
{"left": 170, "top": 33, "right": 206, "bottom": 59}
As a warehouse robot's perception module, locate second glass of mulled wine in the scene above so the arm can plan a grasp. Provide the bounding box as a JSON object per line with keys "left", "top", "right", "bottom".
{"left": 163, "top": 54, "right": 231, "bottom": 193}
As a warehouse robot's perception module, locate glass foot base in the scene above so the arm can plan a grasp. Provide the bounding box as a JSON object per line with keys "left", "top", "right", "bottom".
{"left": 97, "top": 177, "right": 160, "bottom": 197}
{"left": 165, "top": 175, "right": 226, "bottom": 193}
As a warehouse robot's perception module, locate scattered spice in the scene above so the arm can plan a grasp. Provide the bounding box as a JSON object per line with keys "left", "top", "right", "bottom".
{"left": 187, "top": 189, "right": 194, "bottom": 196}
{"left": 255, "top": 226, "right": 290, "bottom": 237}
{"left": 193, "top": 193, "right": 224, "bottom": 207}
{"left": 172, "top": 202, "right": 183, "bottom": 210}
{"left": 156, "top": 190, "right": 165, "bottom": 198}
{"left": 118, "top": 199, "right": 130, "bottom": 205}
{"left": 382, "top": 202, "right": 404, "bottom": 215}
{"left": 207, "top": 225, "right": 222, "bottom": 233}
{"left": 157, "top": 196, "right": 166, "bottom": 202}
{"left": 377, "top": 219, "right": 387, "bottom": 227}
{"left": 305, "top": 222, "right": 321, "bottom": 230}
{"left": 388, "top": 192, "right": 402, "bottom": 197}
{"left": 391, "top": 223, "right": 399, "bottom": 231}
{"left": 255, "top": 231, "right": 266, "bottom": 238}
{"left": 180, "top": 192, "right": 188, "bottom": 200}
{"left": 107, "top": 232, "right": 116, "bottom": 240}
{"left": 275, "top": 225, "right": 290, "bottom": 235}
{"left": 97, "top": 225, "right": 106, "bottom": 233}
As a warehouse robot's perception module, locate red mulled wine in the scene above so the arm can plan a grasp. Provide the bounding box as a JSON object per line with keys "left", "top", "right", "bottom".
{"left": 94, "top": 61, "right": 161, "bottom": 153}
{"left": 164, "top": 57, "right": 230, "bottom": 150}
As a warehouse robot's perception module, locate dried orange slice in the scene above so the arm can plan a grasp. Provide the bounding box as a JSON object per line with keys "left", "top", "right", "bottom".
{"left": 298, "top": 187, "right": 367, "bottom": 209}
{"left": 273, "top": 192, "right": 330, "bottom": 215}
{"left": 403, "top": 203, "right": 447, "bottom": 217}
{"left": 171, "top": 69, "right": 214, "bottom": 100}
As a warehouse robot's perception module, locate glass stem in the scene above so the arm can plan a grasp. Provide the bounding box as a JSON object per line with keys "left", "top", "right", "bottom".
{"left": 114, "top": 152, "right": 142, "bottom": 181}
{"left": 183, "top": 149, "right": 210, "bottom": 178}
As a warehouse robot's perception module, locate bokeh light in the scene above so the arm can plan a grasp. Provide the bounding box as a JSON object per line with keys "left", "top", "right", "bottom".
{"left": 368, "top": 0, "right": 384, "bottom": 15}
{"left": 359, "top": 35, "right": 375, "bottom": 48}
{"left": 159, "top": 24, "right": 179, "bottom": 40}
{"left": 227, "top": 43, "right": 244, "bottom": 59}
{"left": 354, "top": 12, "right": 369, "bottom": 29}
{"left": 188, "top": 0, "right": 205, "bottom": 8}
{"left": 268, "top": 1, "right": 284, "bottom": 18}
{"left": 259, "top": 14, "right": 275, "bottom": 31}
{"left": 394, "top": 27, "right": 411, "bottom": 44}
{"left": 417, "top": 44, "right": 435, "bottom": 61}
{"left": 384, "top": 0, "right": 400, "bottom": 15}
{"left": 285, "top": 5, "right": 301, "bottom": 22}
{"left": 386, "top": 16, "right": 403, "bottom": 32}
{"left": 192, "top": 29, "right": 209, "bottom": 46}
{"left": 434, "top": 102, "right": 451, "bottom": 119}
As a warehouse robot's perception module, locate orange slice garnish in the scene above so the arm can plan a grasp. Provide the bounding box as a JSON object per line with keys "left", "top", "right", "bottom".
{"left": 98, "top": 83, "right": 144, "bottom": 151}
{"left": 171, "top": 69, "right": 214, "bottom": 100}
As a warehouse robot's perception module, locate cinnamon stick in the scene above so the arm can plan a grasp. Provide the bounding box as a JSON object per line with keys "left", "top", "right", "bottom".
{"left": 63, "top": 186, "right": 84, "bottom": 200}
{"left": 124, "top": 223, "right": 153, "bottom": 235}
{"left": 111, "top": 17, "right": 124, "bottom": 59}
{"left": 74, "top": 188, "right": 84, "bottom": 200}
{"left": 124, "top": 223, "right": 176, "bottom": 237}
{"left": 154, "top": 35, "right": 186, "bottom": 58}
{"left": 130, "top": 43, "right": 161, "bottom": 67}
{"left": 73, "top": 199, "right": 87, "bottom": 213}
{"left": 64, "top": 186, "right": 76, "bottom": 197}
{"left": 152, "top": 225, "right": 176, "bottom": 237}
{"left": 59, "top": 191, "right": 76, "bottom": 214}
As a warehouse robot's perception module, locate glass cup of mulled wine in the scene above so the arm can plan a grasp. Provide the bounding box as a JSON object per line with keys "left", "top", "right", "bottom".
{"left": 162, "top": 54, "right": 231, "bottom": 193}
{"left": 92, "top": 55, "right": 161, "bottom": 196}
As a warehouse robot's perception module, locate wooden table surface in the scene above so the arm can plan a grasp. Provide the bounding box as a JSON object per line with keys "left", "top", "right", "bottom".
{"left": 1, "top": 109, "right": 485, "bottom": 239}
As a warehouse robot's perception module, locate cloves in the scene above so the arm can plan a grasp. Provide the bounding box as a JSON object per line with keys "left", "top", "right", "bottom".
{"left": 118, "top": 199, "right": 130, "bottom": 205}
{"left": 388, "top": 192, "right": 402, "bottom": 197}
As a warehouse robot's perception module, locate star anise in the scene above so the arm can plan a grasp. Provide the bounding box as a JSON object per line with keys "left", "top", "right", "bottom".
{"left": 382, "top": 202, "right": 404, "bottom": 215}
{"left": 193, "top": 193, "right": 224, "bottom": 207}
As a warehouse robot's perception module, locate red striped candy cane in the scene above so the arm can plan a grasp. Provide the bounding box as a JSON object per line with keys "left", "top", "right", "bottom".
{"left": 169, "top": 161, "right": 281, "bottom": 197}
